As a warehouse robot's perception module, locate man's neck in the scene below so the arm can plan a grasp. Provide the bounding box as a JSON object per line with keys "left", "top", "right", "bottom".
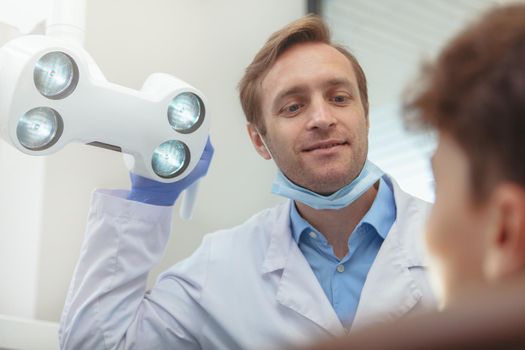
{"left": 295, "top": 181, "right": 379, "bottom": 259}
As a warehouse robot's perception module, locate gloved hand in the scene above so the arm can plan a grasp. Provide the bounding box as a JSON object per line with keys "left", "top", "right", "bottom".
{"left": 127, "top": 137, "right": 214, "bottom": 206}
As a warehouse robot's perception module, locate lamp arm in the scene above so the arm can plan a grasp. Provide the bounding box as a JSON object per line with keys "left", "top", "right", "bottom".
{"left": 46, "top": 0, "right": 86, "bottom": 46}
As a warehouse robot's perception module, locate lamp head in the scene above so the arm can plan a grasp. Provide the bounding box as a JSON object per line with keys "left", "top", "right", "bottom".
{"left": 16, "top": 106, "right": 63, "bottom": 150}
{"left": 33, "top": 51, "right": 79, "bottom": 99}
{"left": 0, "top": 35, "right": 209, "bottom": 183}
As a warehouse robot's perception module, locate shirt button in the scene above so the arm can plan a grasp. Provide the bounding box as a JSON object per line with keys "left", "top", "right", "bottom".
{"left": 308, "top": 231, "right": 317, "bottom": 239}
{"left": 337, "top": 264, "right": 345, "bottom": 273}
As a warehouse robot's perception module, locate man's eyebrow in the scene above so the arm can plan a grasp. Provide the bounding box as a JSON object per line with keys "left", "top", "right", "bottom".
{"left": 323, "top": 78, "right": 356, "bottom": 92}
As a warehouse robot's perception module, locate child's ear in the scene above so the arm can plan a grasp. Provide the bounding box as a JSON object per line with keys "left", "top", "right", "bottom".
{"left": 483, "top": 184, "right": 525, "bottom": 280}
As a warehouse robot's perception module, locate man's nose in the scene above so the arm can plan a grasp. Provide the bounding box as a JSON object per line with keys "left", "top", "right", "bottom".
{"left": 307, "top": 98, "right": 337, "bottom": 130}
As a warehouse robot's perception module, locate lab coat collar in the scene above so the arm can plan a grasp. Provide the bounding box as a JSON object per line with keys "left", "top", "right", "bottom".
{"left": 352, "top": 176, "right": 429, "bottom": 329}
{"left": 261, "top": 200, "right": 345, "bottom": 336}
{"left": 260, "top": 200, "right": 292, "bottom": 275}
{"left": 260, "top": 176, "right": 427, "bottom": 272}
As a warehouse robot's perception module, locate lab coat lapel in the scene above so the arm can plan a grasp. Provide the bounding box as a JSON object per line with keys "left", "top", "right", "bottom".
{"left": 261, "top": 201, "right": 345, "bottom": 337}
{"left": 276, "top": 243, "right": 345, "bottom": 336}
{"left": 352, "top": 178, "right": 427, "bottom": 329}
{"left": 351, "top": 222, "right": 422, "bottom": 329}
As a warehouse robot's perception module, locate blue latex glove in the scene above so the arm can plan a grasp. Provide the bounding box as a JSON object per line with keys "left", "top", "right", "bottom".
{"left": 128, "top": 138, "right": 214, "bottom": 206}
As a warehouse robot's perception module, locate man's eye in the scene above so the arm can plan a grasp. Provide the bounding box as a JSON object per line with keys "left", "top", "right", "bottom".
{"left": 333, "top": 95, "right": 349, "bottom": 104}
{"left": 287, "top": 104, "right": 300, "bottom": 112}
{"left": 280, "top": 103, "right": 302, "bottom": 115}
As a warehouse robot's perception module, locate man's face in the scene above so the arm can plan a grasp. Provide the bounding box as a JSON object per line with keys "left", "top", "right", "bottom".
{"left": 427, "top": 133, "right": 491, "bottom": 307}
{"left": 254, "top": 42, "right": 369, "bottom": 195}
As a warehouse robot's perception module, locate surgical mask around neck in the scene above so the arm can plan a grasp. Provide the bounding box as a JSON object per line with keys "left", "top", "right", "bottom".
{"left": 271, "top": 160, "right": 384, "bottom": 210}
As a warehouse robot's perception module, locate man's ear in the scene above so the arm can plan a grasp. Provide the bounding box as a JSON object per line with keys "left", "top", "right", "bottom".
{"left": 483, "top": 183, "right": 525, "bottom": 280}
{"left": 247, "top": 123, "right": 272, "bottom": 160}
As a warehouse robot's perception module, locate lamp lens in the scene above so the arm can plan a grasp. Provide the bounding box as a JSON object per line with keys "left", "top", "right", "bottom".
{"left": 151, "top": 140, "right": 190, "bottom": 178}
{"left": 17, "top": 107, "right": 63, "bottom": 150}
{"left": 34, "top": 51, "right": 78, "bottom": 99}
{"left": 168, "top": 92, "right": 204, "bottom": 133}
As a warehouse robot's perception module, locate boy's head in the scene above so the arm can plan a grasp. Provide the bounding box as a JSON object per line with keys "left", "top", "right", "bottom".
{"left": 405, "top": 4, "right": 525, "bottom": 306}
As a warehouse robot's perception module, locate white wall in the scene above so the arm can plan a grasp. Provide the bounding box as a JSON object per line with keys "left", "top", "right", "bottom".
{"left": 0, "top": 140, "right": 45, "bottom": 318}
{"left": 12, "top": 0, "right": 304, "bottom": 322}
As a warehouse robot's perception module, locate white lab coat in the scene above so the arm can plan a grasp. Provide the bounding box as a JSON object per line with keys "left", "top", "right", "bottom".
{"left": 59, "top": 176, "right": 436, "bottom": 350}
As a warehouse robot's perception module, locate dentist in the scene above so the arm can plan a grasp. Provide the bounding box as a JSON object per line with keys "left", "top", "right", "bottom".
{"left": 59, "top": 15, "right": 435, "bottom": 350}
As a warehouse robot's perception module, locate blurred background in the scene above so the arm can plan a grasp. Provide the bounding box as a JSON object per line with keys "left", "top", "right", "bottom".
{"left": 0, "top": 0, "right": 516, "bottom": 333}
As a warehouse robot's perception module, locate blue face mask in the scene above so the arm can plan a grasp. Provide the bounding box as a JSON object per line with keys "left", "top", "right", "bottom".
{"left": 271, "top": 160, "right": 384, "bottom": 210}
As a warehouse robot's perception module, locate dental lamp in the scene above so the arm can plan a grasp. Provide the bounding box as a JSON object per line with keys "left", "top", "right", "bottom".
{"left": 0, "top": 0, "right": 209, "bottom": 219}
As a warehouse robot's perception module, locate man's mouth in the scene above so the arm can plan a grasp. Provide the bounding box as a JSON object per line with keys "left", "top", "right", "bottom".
{"left": 303, "top": 140, "right": 349, "bottom": 152}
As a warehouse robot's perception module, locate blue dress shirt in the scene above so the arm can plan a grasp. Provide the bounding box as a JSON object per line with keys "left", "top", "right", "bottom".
{"left": 290, "top": 177, "right": 396, "bottom": 328}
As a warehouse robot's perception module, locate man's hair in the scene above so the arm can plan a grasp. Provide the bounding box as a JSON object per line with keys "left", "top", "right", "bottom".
{"left": 238, "top": 15, "right": 368, "bottom": 135}
{"left": 404, "top": 4, "right": 525, "bottom": 199}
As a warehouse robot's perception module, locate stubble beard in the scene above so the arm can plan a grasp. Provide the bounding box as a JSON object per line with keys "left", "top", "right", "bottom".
{"left": 269, "top": 131, "right": 368, "bottom": 195}
{"left": 280, "top": 154, "right": 365, "bottom": 195}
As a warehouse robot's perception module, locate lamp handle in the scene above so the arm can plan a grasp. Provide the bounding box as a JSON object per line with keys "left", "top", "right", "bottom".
{"left": 179, "top": 180, "right": 200, "bottom": 220}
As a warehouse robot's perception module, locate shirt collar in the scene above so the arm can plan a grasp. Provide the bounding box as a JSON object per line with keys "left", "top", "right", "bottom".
{"left": 290, "top": 199, "right": 312, "bottom": 243}
{"left": 360, "top": 177, "right": 396, "bottom": 239}
{"left": 289, "top": 177, "right": 396, "bottom": 243}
